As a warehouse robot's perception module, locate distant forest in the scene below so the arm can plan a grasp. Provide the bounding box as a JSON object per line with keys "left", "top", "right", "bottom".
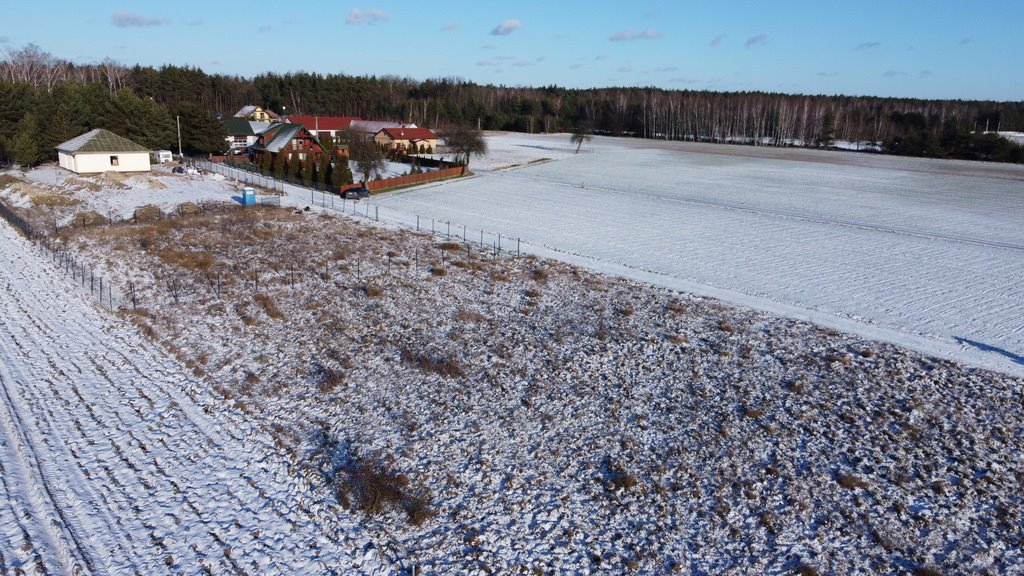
{"left": 2, "top": 44, "right": 1023, "bottom": 165}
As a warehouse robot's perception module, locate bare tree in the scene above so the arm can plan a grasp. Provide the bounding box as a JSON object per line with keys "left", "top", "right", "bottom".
{"left": 570, "top": 124, "right": 592, "bottom": 153}
{"left": 1, "top": 44, "right": 62, "bottom": 90}
{"left": 341, "top": 129, "right": 385, "bottom": 185}
{"left": 443, "top": 124, "right": 487, "bottom": 167}
{"left": 101, "top": 58, "right": 128, "bottom": 95}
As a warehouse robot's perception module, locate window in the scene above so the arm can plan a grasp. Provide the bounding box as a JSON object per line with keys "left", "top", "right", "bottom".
{"left": 110, "top": 155, "right": 119, "bottom": 166}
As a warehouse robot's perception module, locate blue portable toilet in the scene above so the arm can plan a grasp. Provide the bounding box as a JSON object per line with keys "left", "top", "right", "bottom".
{"left": 242, "top": 187, "right": 256, "bottom": 206}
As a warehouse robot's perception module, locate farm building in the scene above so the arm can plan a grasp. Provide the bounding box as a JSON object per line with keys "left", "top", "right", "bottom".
{"left": 56, "top": 129, "right": 151, "bottom": 174}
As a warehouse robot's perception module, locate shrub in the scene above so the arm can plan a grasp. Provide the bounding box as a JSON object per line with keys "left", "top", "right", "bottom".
{"left": 313, "top": 433, "right": 435, "bottom": 526}
{"left": 400, "top": 347, "right": 465, "bottom": 378}
{"left": 362, "top": 284, "right": 384, "bottom": 298}
{"left": 837, "top": 472, "right": 869, "bottom": 490}
{"left": 254, "top": 293, "right": 285, "bottom": 319}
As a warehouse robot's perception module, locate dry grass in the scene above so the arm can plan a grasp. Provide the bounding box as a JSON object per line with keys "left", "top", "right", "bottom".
{"left": 837, "top": 473, "right": 869, "bottom": 490}
{"left": 31, "top": 194, "right": 81, "bottom": 207}
{"left": 0, "top": 174, "right": 22, "bottom": 188}
{"left": 400, "top": 347, "right": 465, "bottom": 378}
{"left": 254, "top": 293, "right": 285, "bottom": 320}
{"left": 134, "top": 205, "right": 164, "bottom": 223}
{"left": 65, "top": 178, "right": 101, "bottom": 192}
{"left": 334, "top": 456, "right": 435, "bottom": 525}
{"left": 156, "top": 250, "right": 215, "bottom": 271}
{"left": 69, "top": 211, "right": 108, "bottom": 227}
{"left": 176, "top": 202, "right": 203, "bottom": 217}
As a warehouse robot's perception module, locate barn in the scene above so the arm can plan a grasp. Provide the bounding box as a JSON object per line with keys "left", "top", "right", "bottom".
{"left": 56, "top": 129, "right": 151, "bottom": 174}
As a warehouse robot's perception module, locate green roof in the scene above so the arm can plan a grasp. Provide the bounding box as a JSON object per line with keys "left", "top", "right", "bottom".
{"left": 56, "top": 129, "right": 150, "bottom": 154}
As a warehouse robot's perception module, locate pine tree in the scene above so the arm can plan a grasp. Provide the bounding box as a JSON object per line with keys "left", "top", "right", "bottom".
{"left": 272, "top": 151, "right": 287, "bottom": 179}
{"left": 301, "top": 155, "right": 314, "bottom": 187}
{"left": 331, "top": 158, "right": 353, "bottom": 188}
{"left": 11, "top": 111, "right": 45, "bottom": 166}
{"left": 318, "top": 154, "right": 330, "bottom": 189}
{"left": 288, "top": 153, "right": 302, "bottom": 182}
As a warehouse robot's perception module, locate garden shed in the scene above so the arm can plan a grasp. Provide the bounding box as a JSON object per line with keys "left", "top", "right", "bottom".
{"left": 56, "top": 129, "right": 151, "bottom": 174}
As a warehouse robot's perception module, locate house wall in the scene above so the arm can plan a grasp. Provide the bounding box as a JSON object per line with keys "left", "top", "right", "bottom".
{"left": 374, "top": 132, "right": 396, "bottom": 149}
{"left": 58, "top": 151, "right": 76, "bottom": 171}
{"left": 68, "top": 152, "right": 151, "bottom": 174}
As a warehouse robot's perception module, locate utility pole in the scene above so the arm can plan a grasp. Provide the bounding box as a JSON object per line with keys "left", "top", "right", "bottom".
{"left": 176, "top": 115, "right": 183, "bottom": 159}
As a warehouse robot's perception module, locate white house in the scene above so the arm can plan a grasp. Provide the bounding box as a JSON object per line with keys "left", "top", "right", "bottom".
{"left": 56, "top": 129, "right": 151, "bottom": 174}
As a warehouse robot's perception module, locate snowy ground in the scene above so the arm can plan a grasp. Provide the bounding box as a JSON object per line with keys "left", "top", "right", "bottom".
{"left": 1, "top": 136, "right": 1023, "bottom": 574}
{"left": 370, "top": 133, "right": 1024, "bottom": 378}
{"left": 0, "top": 223, "right": 388, "bottom": 574}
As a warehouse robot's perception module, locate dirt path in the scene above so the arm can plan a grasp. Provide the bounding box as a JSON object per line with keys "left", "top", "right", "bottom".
{"left": 0, "top": 222, "right": 383, "bottom": 574}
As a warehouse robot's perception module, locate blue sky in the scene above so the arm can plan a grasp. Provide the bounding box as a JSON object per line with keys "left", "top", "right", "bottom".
{"left": 3, "top": 1, "right": 1022, "bottom": 101}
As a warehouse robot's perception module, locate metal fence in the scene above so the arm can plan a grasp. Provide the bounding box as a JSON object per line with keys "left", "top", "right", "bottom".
{"left": 0, "top": 197, "right": 34, "bottom": 239}
{"left": 33, "top": 236, "right": 124, "bottom": 311}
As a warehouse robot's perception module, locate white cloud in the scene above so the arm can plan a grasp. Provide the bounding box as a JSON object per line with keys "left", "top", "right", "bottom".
{"left": 440, "top": 21, "right": 460, "bottom": 32}
{"left": 111, "top": 12, "right": 169, "bottom": 28}
{"left": 609, "top": 28, "right": 662, "bottom": 42}
{"left": 744, "top": 34, "right": 767, "bottom": 48}
{"left": 346, "top": 8, "right": 390, "bottom": 25}
{"left": 854, "top": 41, "right": 881, "bottom": 50}
{"left": 491, "top": 19, "right": 521, "bottom": 36}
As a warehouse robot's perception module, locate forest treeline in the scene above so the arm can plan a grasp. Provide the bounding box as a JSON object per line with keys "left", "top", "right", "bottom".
{"left": 2, "top": 44, "right": 1023, "bottom": 165}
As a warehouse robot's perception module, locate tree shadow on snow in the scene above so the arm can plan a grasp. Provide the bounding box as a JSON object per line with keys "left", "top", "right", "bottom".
{"left": 954, "top": 337, "right": 1024, "bottom": 367}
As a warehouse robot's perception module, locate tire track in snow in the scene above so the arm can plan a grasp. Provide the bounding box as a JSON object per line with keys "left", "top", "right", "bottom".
{"left": 1, "top": 221, "right": 378, "bottom": 573}
{"left": 0, "top": 357, "right": 93, "bottom": 574}
{"left": 507, "top": 169, "right": 1024, "bottom": 252}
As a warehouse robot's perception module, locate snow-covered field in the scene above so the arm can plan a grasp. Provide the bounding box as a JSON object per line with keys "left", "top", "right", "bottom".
{"left": 1, "top": 135, "right": 1023, "bottom": 574}
{"left": 371, "top": 133, "right": 1024, "bottom": 378}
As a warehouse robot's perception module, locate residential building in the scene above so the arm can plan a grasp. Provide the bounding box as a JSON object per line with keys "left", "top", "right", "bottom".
{"left": 375, "top": 127, "right": 438, "bottom": 154}
{"left": 249, "top": 123, "right": 326, "bottom": 165}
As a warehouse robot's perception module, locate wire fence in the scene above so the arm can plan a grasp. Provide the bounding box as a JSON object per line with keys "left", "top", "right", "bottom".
{"left": 0, "top": 197, "right": 34, "bottom": 239}
{"left": 197, "top": 159, "right": 525, "bottom": 261}
{"left": 69, "top": 233, "right": 521, "bottom": 313}
{"left": 33, "top": 235, "right": 125, "bottom": 311}
{"left": 3, "top": 164, "right": 526, "bottom": 314}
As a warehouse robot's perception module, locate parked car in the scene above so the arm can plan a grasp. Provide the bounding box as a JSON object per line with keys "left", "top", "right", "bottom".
{"left": 344, "top": 187, "right": 370, "bottom": 199}
{"left": 171, "top": 166, "right": 185, "bottom": 174}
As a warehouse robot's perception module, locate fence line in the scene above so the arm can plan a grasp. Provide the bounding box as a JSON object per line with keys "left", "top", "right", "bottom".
{"left": 32, "top": 236, "right": 123, "bottom": 311}
{"left": 0, "top": 197, "right": 34, "bottom": 239}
